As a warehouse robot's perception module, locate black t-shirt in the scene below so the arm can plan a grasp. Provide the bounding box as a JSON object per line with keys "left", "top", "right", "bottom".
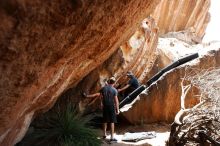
{"left": 100, "top": 85, "right": 118, "bottom": 107}
{"left": 128, "top": 76, "right": 140, "bottom": 89}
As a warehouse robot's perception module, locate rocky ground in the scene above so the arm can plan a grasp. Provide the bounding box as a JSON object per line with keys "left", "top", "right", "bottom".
{"left": 100, "top": 123, "right": 170, "bottom": 146}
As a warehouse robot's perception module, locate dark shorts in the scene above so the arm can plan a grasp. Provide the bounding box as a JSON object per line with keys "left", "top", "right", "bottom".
{"left": 103, "top": 105, "right": 117, "bottom": 123}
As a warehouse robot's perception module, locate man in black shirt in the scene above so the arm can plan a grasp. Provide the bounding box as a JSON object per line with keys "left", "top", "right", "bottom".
{"left": 84, "top": 77, "right": 119, "bottom": 142}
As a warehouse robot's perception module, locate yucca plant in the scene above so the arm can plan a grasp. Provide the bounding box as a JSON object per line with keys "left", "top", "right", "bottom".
{"left": 21, "top": 104, "right": 101, "bottom": 146}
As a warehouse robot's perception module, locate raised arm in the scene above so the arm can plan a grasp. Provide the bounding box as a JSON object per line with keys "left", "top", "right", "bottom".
{"left": 118, "top": 84, "right": 130, "bottom": 92}
{"left": 86, "top": 92, "right": 100, "bottom": 98}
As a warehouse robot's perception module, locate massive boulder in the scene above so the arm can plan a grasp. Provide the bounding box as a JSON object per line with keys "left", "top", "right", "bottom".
{"left": 120, "top": 40, "right": 220, "bottom": 124}
{"left": 0, "top": 0, "right": 160, "bottom": 145}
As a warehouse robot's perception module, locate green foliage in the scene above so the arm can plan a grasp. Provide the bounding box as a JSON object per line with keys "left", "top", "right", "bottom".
{"left": 21, "top": 105, "right": 101, "bottom": 146}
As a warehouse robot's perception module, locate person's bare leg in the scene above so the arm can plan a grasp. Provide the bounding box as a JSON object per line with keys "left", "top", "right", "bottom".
{"left": 110, "top": 123, "right": 114, "bottom": 139}
{"left": 103, "top": 123, "right": 107, "bottom": 137}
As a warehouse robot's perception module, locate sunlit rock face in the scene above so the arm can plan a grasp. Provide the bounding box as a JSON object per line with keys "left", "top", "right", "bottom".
{"left": 121, "top": 40, "right": 220, "bottom": 124}
{"left": 118, "top": 0, "right": 212, "bottom": 123}
{"left": 152, "top": 0, "right": 210, "bottom": 40}
{"left": 0, "top": 0, "right": 160, "bottom": 145}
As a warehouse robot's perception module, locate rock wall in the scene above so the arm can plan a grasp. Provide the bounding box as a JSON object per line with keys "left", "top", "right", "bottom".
{"left": 0, "top": 0, "right": 160, "bottom": 145}
{"left": 152, "top": 0, "right": 210, "bottom": 39}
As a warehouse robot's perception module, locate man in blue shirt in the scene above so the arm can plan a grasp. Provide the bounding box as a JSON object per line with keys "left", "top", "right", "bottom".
{"left": 118, "top": 71, "right": 140, "bottom": 93}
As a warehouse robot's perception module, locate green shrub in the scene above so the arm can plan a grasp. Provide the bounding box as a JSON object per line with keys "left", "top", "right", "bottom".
{"left": 21, "top": 105, "right": 101, "bottom": 146}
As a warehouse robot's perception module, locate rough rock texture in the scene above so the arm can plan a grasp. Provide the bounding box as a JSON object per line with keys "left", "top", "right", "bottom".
{"left": 161, "top": 30, "right": 203, "bottom": 44}
{"left": 120, "top": 41, "right": 220, "bottom": 124}
{"left": 0, "top": 0, "right": 212, "bottom": 145}
{"left": 152, "top": 0, "right": 210, "bottom": 39}
{"left": 0, "top": 0, "right": 160, "bottom": 145}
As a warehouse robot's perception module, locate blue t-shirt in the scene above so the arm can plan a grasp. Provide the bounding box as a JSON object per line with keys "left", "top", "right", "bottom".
{"left": 128, "top": 76, "right": 140, "bottom": 89}
{"left": 100, "top": 85, "right": 118, "bottom": 106}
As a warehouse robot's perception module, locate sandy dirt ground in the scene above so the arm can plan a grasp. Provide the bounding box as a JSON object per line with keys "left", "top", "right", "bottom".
{"left": 99, "top": 123, "right": 170, "bottom": 146}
